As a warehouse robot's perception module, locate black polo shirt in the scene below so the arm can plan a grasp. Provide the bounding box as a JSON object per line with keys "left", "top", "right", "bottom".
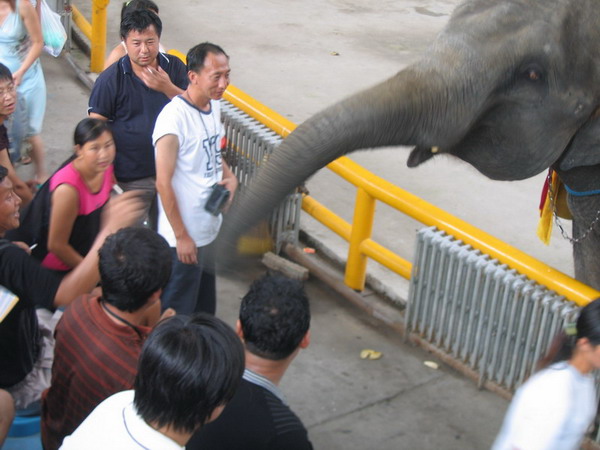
{"left": 88, "top": 53, "right": 188, "bottom": 181}
{"left": 0, "top": 241, "right": 61, "bottom": 387}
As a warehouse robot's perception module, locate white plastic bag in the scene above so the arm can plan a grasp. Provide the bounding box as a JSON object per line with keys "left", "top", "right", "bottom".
{"left": 39, "top": 0, "right": 66, "bottom": 57}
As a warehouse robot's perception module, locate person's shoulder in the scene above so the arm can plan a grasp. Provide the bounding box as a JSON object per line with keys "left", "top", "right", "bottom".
{"left": 160, "top": 52, "right": 186, "bottom": 71}
{"left": 518, "top": 363, "right": 573, "bottom": 402}
{"left": 93, "top": 58, "right": 127, "bottom": 87}
{"left": 59, "top": 293, "right": 97, "bottom": 320}
{"left": 158, "top": 95, "right": 185, "bottom": 117}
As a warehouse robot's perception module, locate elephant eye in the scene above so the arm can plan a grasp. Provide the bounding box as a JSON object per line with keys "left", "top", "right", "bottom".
{"left": 526, "top": 68, "right": 541, "bottom": 81}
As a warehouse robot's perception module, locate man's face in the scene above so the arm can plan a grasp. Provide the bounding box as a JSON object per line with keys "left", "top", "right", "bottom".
{"left": 0, "top": 176, "right": 21, "bottom": 234}
{"left": 123, "top": 26, "right": 160, "bottom": 68}
{"left": 0, "top": 78, "right": 16, "bottom": 117}
{"left": 191, "top": 52, "right": 230, "bottom": 101}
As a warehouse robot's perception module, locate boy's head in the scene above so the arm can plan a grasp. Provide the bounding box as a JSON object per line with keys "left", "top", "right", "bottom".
{"left": 99, "top": 227, "right": 172, "bottom": 312}
{"left": 239, "top": 273, "right": 311, "bottom": 360}
{"left": 0, "top": 64, "right": 16, "bottom": 118}
{"left": 134, "top": 314, "right": 245, "bottom": 433}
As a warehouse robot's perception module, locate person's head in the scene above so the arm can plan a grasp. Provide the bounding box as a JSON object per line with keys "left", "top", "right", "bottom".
{"left": 239, "top": 273, "right": 311, "bottom": 360}
{"left": 186, "top": 42, "right": 230, "bottom": 102}
{"left": 134, "top": 314, "right": 245, "bottom": 435}
{"left": 120, "top": 9, "right": 162, "bottom": 68}
{"left": 0, "top": 165, "right": 20, "bottom": 235}
{"left": 540, "top": 298, "right": 600, "bottom": 372}
{"left": 120, "top": 0, "right": 159, "bottom": 21}
{"left": 0, "top": 1, "right": 16, "bottom": 11}
{"left": 0, "top": 64, "right": 16, "bottom": 118}
{"left": 73, "top": 118, "right": 115, "bottom": 174}
{"left": 99, "top": 227, "right": 171, "bottom": 313}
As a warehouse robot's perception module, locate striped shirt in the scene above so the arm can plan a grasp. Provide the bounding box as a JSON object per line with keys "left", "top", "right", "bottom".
{"left": 41, "top": 295, "right": 150, "bottom": 450}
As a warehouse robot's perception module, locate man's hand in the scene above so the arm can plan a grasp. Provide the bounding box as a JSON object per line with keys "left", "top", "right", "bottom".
{"left": 12, "top": 70, "right": 24, "bottom": 87}
{"left": 139, "top": 66, "right": 182, "bottom": 98}
{"left": 219, "top": 171, "right": 239, "bottom": 212}
{"left": 12, "top": 241, "right": 31, "bottom": 254}
{"left": 101, "top": 190, "right": 145, "bottom": 234}
{"left": 176, "top": 233, "right": 198, "bottom": 265}
{"left": 160, "top": 308, "right": 176, "bottom": 320}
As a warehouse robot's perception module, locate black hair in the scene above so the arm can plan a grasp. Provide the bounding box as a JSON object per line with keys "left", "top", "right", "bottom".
{"left": 73, "top": 118, "right": 112, "bottom": 147}
{"left": 0, "top": 165, "right": 8, "bottom": 183}
{"left": 539, "top": 298, "right": 600, "bottom": 369}
{"left": 240, "top": 273, "right": 310, "bottom": 360}
{"left": 134, "top": 314, "right": 245, "bottom": 433}
{"left": 0, "top": 63, "right": 12, "bottom": 84}
{"left": 99, "top": 227, "right": 172, "bottom": 312}
{"left": 186, "top": 42, "right": 228, "bottom": 73}
{"left": 120, "top": 0, "right": 159, "bottom": 21}
{"left": 120, "top": 8, "right": 162, "bottom": 40}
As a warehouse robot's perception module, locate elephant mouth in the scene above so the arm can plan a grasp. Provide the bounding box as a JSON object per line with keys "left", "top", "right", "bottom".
{"left": 407, "top": 146, "right": 438, "bottom": 167}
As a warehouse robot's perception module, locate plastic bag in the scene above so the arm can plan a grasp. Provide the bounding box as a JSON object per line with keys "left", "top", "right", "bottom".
{"left": 39, "top": 0, "right": 66, "bottom": 57}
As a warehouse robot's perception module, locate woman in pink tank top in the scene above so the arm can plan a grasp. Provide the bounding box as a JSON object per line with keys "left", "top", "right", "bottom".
{"left": 41, "top": 118, "right": 116, "bottom": 272}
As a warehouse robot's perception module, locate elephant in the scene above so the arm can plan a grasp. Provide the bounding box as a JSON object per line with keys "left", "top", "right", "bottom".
{"left": 220, "top": 0, "right": 600, "bottom": 290}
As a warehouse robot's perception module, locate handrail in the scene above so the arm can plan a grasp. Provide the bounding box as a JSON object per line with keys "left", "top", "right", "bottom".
{"left": 169, "top": 48, "right": 598, "bottom": 307}
{"left": 70, "top": 1, "right": 108, "bottom": 73}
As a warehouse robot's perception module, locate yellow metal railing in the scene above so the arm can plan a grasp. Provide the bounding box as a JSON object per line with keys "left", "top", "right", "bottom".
{"left": 71, "top": 1, "right": 108, "bottom": 73}
{"left": 171, "top": 49, "right": 598, "bottom": 307}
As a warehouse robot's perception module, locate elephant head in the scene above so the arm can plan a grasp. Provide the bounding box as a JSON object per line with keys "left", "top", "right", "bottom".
{"left": 221, "top": 0, "right": 600, "bottom": 249}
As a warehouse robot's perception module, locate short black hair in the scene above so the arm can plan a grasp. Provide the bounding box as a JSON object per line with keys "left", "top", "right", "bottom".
{"left": 120, "top": 0, "right": 159, "bottom": 21}
{"left": 186, "top": 42, "right": 228, "bottom": 73}
{"left": 134, "top": 314, "right": 245, "bottom": 433}
{"left": 73, "top": 117, "right": 112, "bottom": 147}
{"left": 0, "top": 63, "right": 12, "bottom": 84}
{"left": 99, "top": 227, "right": 172, "bottom": 312}
{"left": 240, "top": 273, "right": 311, "bottom": 360}
{"left": 0, "top": 165, "right": 8, "bottom": 183}
{"left": 120, "top": 8, "right": 162, "bottom": 40}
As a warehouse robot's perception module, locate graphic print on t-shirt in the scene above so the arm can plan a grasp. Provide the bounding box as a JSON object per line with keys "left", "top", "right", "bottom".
{"left": 203, "top": 134, "right": 223, "bottom": 178}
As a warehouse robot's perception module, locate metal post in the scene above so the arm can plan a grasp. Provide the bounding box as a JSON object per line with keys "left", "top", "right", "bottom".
{"left": 90, "top": 0, "right": 109, "bottom": 73}
{"left": 345, "top": 188, "right": 375, "bottom": 290}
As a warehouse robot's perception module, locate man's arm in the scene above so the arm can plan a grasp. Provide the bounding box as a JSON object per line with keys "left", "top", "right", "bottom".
{"left": 155, "top": 134, "right": 197, "bottom": 264}
{"left": 218, "top": 160, "right": 238, "bottom": 211}
{"left": 53, "top": 191, "right": 144, "bottom": 307}
{"left": 46, "top": 184, "right": 83, "bottom": 268}
{"left": 89, "top": 112, "right": 108, "bottom": 121}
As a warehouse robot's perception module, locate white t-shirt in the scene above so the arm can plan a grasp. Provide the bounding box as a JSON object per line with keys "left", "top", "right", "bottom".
{"left": 153, "top": 96, "right": 225, "bottom": 247}
{"left": 60, "top": 390, "right": 184, "bottom": 449}
{"left": 492, "top": 362, "right": 596, "bottom": 450}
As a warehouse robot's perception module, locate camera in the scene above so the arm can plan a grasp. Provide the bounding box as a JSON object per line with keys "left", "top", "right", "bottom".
{"left": 204, "top": 183, "right": 230, "bottom": 216}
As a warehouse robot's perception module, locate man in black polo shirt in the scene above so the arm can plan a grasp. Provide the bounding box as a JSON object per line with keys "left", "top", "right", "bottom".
{"left": 187, "top": 274, "right": 314, "bottom": 450}
{"left": 88, "top": 9, "right": 188, "bottom": 220}
{"left": 0, "top": 165, "right": 143, "bottom": 410}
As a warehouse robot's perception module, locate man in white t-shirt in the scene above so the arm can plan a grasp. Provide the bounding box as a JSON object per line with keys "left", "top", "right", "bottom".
{"left": 153, "top": 42, "right": 238, "bottom": 315}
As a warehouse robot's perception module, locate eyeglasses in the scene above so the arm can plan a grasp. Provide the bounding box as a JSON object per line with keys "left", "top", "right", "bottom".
{"left": 0, "top": 84, "right": 16, "bottom": 97}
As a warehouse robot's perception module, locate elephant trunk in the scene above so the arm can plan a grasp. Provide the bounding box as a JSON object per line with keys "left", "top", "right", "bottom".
{"left": 220, "top": 63, "right": 481, "bottom": 249}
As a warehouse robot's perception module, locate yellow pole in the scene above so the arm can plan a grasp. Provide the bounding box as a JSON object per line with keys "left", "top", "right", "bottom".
{"left": 70, "top": 5, "right": 92, "bottom": 40}
{"left": 345, "top": 188, "right": 376, "bottom": 290}
{"left": 90, "top": 0, "right": 109, "bottom": 73}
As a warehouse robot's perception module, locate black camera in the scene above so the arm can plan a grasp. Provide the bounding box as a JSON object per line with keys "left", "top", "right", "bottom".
{"left": 204, "top": 183, "right": 230, "bottom": 216}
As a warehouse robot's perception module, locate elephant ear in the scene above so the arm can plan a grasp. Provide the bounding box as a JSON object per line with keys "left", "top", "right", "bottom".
{"left": 559, "top": 110, "right": 600, "bottom": 171}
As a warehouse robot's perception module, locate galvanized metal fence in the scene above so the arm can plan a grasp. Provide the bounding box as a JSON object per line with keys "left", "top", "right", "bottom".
{"left": 221, "top": 100, "right": 303, "bottom": 252}
{"left": 406, "top": 227, "right": 600, "bottom": 442}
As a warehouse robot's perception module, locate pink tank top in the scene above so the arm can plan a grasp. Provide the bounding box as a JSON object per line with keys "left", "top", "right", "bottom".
{"left": 41, "top": 162, "right": 114, "bottom": 271}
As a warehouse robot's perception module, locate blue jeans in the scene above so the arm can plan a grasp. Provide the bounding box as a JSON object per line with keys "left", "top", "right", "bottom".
{"left": 160, "top": 247, "right": 216, "bottom": 315}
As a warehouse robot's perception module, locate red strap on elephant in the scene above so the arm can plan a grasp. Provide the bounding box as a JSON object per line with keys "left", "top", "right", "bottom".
{"left": 539, "top": 169, "right": 553, "bottom": 214}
